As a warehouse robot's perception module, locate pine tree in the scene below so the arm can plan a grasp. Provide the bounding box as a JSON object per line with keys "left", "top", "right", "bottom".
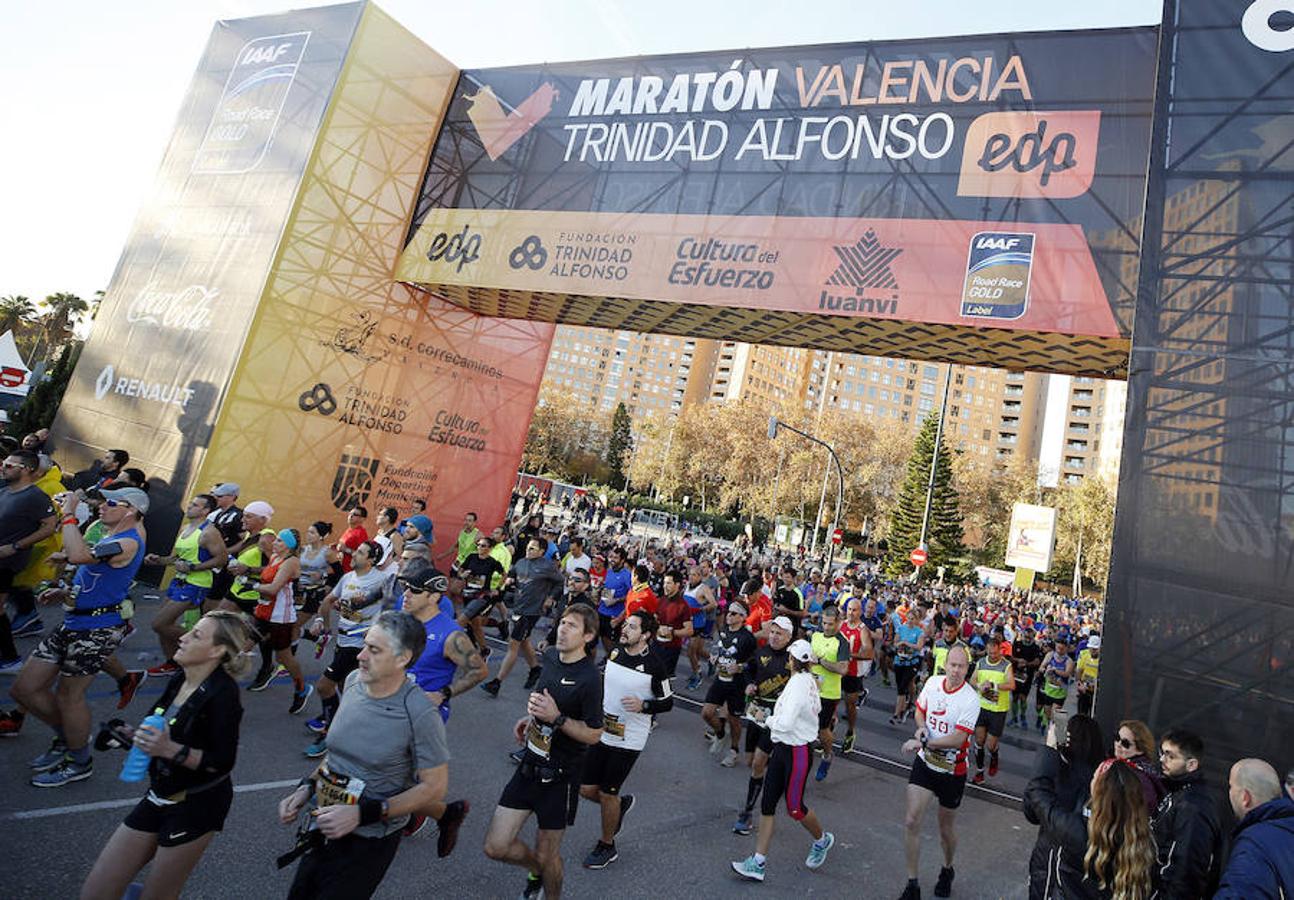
{"left": 7, "top": 341, "right": 81, "bottom": 439}
{"left": 884, "top": 414, "right": 965, "bottom": 579}
{"left": 606, "top": 402, "right": 633, "bottom": 490}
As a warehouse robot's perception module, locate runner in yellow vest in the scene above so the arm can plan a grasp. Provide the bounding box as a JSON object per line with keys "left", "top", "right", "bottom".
{"left": 809, "top": 604, "right": 850, "bottom": 782}
{"left": 142, "top": 494, "right": 228, "bottom": 669}
{"left": 970, "top": 632, "right": 1015, "bottom": 784}
{"left": 932, "top": 618, "right": 970, "bottom": 678}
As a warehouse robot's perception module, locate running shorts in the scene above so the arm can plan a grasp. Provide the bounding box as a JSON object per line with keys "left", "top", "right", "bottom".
{"left": 817, "top": 698, "right": 840, "bottom": 732}
{"left": 841, "top": 675, "right": 864, "bottom": 695}
{"left": 704, "top": 678, "right": 747, "bottom": 716}
{"left": 166, "top": 580, "right": 209, "bottom": 607}
{"left": 653, "top": 643, "right": 682, "bottom": 679}
{"left": 254, "top": 619, "right": 293, "bottom": 652}
{"left": 508, "top": 613, "right": 540, "bottom": 642}
{"left": 124, "top": 778, "right": 233, "bottom": 846}
{"left": 743, "top": 721, "right": 774, "bottom": 756}
{"left": 908, "top": 755, "right": 967, "bottom": 809}
{"left": 581, "top": 743, "right": 640, "bottom": 796}
{"left": 32, "top": 623, "right": 126, "bottom": 678}
{"left": 498, "top": 766, "right": 580, "bottom": 831}
{"left": 976, "top": 707, "right": 1007, "bottom": 738}
{"left": 894, "top": 662, "right": 919, "bottom": 694}
{"left": 761, "top": 742, "right": 813, "bottom": 819}
{"left": 324, "top": 645, "right": 362, "bottom": 684}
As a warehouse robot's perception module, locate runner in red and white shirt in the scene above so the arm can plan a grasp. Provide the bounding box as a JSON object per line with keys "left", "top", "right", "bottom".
{"left": 838, "top": 597, "right": 873, "bottom": 753}
{"left": 897, "top": 644, "right": 979, "bottom": 900}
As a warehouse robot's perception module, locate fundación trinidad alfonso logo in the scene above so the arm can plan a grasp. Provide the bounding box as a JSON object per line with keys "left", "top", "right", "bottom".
{"left": 819, "top": 230, "right": 902, "bottom": 315}
{"left": 331, "top": 452, "right": 378, "bottom": 512}
{"left": 464, "top": 81, "right": 559, "bottom": 160}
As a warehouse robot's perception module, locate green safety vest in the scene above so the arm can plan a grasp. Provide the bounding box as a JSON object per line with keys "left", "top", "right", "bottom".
{"left": 977, "top": 656, "right": 1011, "bottom": 712}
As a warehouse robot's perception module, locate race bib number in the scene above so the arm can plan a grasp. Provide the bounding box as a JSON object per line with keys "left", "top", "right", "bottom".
{"left": 604, "top": 712, "right": 626, "bottom": 739}
{"left": 922, "top": 748, "right": 956, "bottom": 773}
{"left": 526, "top": 719, "right": 554, "bottom": 759}
{"left": 316, "top": 766, "right": 365, "bottom": 808}
{"left": 716, "top": 656, "right": 739, "bottom": 681}
{"left": 743, "top": 700, "right": 768, "bottom": 725}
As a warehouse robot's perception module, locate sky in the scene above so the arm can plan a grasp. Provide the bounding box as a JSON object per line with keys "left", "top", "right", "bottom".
{"left": 0, "top": 0, "right": 1164, "bottom": 305}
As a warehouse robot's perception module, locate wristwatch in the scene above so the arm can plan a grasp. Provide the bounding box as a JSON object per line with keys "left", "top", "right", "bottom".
{"left": 552, "top": 714, "right": 568, "bottom": 730}
{"left": 919, "top": 733, "right": 929, "bottom": 750}
{"left": 172, "top": 744, "right": 191, "bottom": 765}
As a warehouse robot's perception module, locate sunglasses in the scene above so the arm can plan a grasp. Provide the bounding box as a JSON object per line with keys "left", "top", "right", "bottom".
{"left": 1117, "top": 737, "right": 1135, "bottom": 750}
{"left": 103, "top": 499, "right": 131, "bottom": 508}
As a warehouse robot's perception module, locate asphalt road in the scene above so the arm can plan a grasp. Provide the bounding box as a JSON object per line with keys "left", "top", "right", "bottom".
{"left": 1, "top": 596, "right": 1035, "bottom": 900}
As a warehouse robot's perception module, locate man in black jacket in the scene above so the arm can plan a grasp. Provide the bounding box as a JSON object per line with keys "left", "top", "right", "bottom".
{"left": 1153, "top": 729, "right": 1221, "bottom": 899}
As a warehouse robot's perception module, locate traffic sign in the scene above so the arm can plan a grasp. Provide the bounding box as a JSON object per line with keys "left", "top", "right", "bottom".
{"left": 832, "top": 528, "right": 843, "bottom": 545}
{"left": 910, "top": 547, "right": 928, "bottom": 567}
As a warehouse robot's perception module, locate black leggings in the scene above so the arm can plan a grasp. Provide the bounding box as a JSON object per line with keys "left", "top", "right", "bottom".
{"left": 287, "top": 831, "right": 402, "bottom": 900}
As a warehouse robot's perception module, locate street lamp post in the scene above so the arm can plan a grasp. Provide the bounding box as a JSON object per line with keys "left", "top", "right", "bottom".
{"left": 768, "top": 416, "right": 844, "bottom": 573}
{"left": 915, "top": 365, "right": 953, "bottom": 581}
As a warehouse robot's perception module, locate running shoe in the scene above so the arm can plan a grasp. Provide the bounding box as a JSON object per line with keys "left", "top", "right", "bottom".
{"left": 289, "top": 684, "right": 314, "bottom": 715}
{"left": 304, "top": 738, "right": 327, "bottom": 758}
{"left": 305, "top": 716, "right": 328, "bottom": 734}
{"left": 989, "top": 754, "right": 1000, "bottom": 777}
{"left": 805, "top": 831, "right": 835, "bottom": 869}
{"left": 146, "top": 660, "right": 179, "bottom": 677}
{"left": 520, "top": 871, "right": 543, "bottom": 900}
{"left": 31, "top": 757, "right": 92, "bottom": 787}
{"left": 437, "top": 799, "right": 469, "bottom": 857}
{"left": 30, "top": 739, "right": 68, "bottom": 771}
{"left": 116, "top": 671, "right": 146, "bottom": 710}
{"left": 731, "top": 855, "right": 766, "bottom": 882}
{"left": 523, "top": 666, "right": 542, "bottom": 690}
{"left": 582, "top": 841, "right": 619, "bottom": 869}
{"left": 10, "top": 612, "right": 42, "bottom": 637}
{"left": 815, "top": 757, "right": 832, "bottom": 781}
{"left": 614, "top": 793, "right": 634, "bottom": 838}
{"left": 248, "top": 664, "right": 285, "bottom": 692}
{"left": 706, "top": 730, "right": 723, "bottom": 754}
{"left": 313, "top": 632, "right": 330, "bottom": 659}
{"left": 888, "top": 714, "right": 902, "bottom": 726}
{"left": 732, "top": 811, "right": 753, "bottom": 835}
{"left": 686, "top": 672, "right": 703, "bottom": 691}
{"left": 720, "top": 748, "right": 738, "bottom": 768}
{"left": 859, "top": 687, "right": 870, "bottom": 708}
{"left": 934, "top": 865, "right": 955, "bottom": 898}
{"left": 841, "top": 732, "right": 856, "bottom": 753}
{"left": 481, "top": 678, "right": 501, "bottom": 697}
{"left": 899, "top": 881, "right": 922, "bottom": 900}
{"left": 0, "top": 710, "right": 23, "bottom": 737}
{"left": 402, "top": 814, "right": 429, "bottom": 838}
{"left": 882, "top": 676, "right": 892, "bottom": 687}
{"left": 0, "top": 657, "right": 22, "bottom": 676}
{"left": 972, "top": 771, "right": 985, "bottom": 785}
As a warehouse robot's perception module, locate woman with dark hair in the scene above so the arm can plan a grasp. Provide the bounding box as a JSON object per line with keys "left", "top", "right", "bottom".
{"left": 81, "top": 611, "right": 256, "bottom": 900}
{"left": 254, "top": 529, "right": 310, "bottom": 716}
{"left": 1026, "top": 754, "right": 1158, "bottom": 899}
{"left": 1023, "top": 715, "right": 1106, "bottom": 899}
{"left": 296, "top": 522, "right": 339, "bottom": 656}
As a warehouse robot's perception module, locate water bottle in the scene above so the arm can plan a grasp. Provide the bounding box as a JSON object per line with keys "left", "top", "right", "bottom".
{"left": 119, "top": 711, "right": 165, "bottom": 783}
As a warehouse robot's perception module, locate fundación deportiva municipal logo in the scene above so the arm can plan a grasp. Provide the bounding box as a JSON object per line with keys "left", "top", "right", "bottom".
{"left": 331, "top": 452, "right": 378, "bottom": 512}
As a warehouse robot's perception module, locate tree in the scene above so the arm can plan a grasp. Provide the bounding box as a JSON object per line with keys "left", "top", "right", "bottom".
{"left": 7, "top": 341, "right": 81, "bottom": 439}
{"left": 520, "top": 388, "right": 609, "bottom": 481}
{"left": 0, "top": 295, "right": 35, "bottom": 335}
{"left": 884, "top": 414, "right": 965, "bottom": 579}
{"left": 606, "top": 402, "right": 633, "bottom": 489}
{"left": 1046, "top": 472, "right": 1117, "bottom": 592}
{"left": 954, "top": 453, "right": 1041, "bottom": 563}
{"left": 36, "top": 292, "right": 88, "bottom": 359}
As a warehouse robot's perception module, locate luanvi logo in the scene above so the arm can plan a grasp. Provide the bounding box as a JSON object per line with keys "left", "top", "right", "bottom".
{"left": 1243, "top": 1, "right": 1294, "bottom": 52}
{"left": 956, "top": 111, "right": 1101, "bottom": 200}
{"left": 330, "top": 453, "right": 379, "bottom": 512}
{"left": 819, "top": 230, "right": 901, "bottom": 315}
{"left": 463, "top": 82, "right": 559, "bottom": 160}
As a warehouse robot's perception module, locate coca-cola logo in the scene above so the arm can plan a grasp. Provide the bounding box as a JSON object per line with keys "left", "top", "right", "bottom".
{"left": 125, "top": 281, "right": 219, "bottom": 331}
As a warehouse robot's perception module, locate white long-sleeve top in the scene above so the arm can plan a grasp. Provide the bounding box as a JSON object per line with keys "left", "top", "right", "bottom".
{"left": 766, "top": 670, "right": 821, "bottom": 746}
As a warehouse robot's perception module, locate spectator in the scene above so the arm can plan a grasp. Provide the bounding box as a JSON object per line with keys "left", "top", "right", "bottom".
{"left": 1112, "top": 719, "right": 1166, "bottom": 811}
{"left": 1152, "top": 729, "right": 1222, "bottom": 899}
{"left": 1025, "top": 756, "right": 1157, "bottom": 899}
{"left": 1213, "top": 758, "right": 1293, "bottom": 899}
{"left": 1023, "top": 715, "right": 1105, "bottom": 900}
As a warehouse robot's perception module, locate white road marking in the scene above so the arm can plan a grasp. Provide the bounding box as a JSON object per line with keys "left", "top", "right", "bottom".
{"left": 5, "top": 778, "right": 299, "bottom": 821}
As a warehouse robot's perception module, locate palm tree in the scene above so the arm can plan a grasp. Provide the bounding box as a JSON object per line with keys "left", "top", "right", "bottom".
{"left": 37, "top": 292, "right": 89, "bottom": 357}
{"left": 0, "top": 295, "right": 35, "bottom": 335}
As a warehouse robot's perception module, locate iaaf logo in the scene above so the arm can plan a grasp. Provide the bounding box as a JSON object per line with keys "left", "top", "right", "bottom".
{"left": 125, "top": 281, "right": 219, "bottom": 332}
{"left": 94, "top": 364, "right": 194, "bottom": 408}
{"left": 956, "top": 111, "right": 1100, "bottom": 200}
{"left": 464, "top": 81, "right": 558, "bottom": 160}
{"left": 1243, "top": 1, "right": 1294, "bottom": 52}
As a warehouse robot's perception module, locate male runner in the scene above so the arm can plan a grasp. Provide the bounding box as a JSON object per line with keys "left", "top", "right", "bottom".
{"left": 456, "top": 534, "right": 506, "bottom": 654}
{"left": 703, "top": 598, "right": 757, "bottom": 767}
{"left": 810, "top": 604, "right": 850, "bottom": 781}
{"left": 970, "top": 633, "right": 1014, "bottom": 785}
{"left": 838, "top": 597, "right": 874, "bottom": 753}
{"left": 899, "top": 645, "right": 980, "bottom": 900}
{"left": 399, "top": 563, "right": 485, "bottom": 856}
{"left": 454, "top": 511, "right": 481, "bottom": 568}
{"left": 144, "top": 494, "right": 228, "bottom": 670}
{"left": 931, "top": 618, "right": 970, "bottom": 679}
{"left": 1009, "top": 626, "right": 1041, "bottom": 728}
{"left": 579, "top": 609, "right": 673, "bottom": 869}
{"left": 0, "top": 450, "right": 57, "bottom": 674}
{"left": 733, "top": 617, "right": 793, "bottom": 835}
{"left": 597, "top": 547, "right": 632, "bottom": 658}
{"left": 653, "top": 571, "right": 694, "bottom": 680}
{"left": 481, "top": 537, "right": 563, "bottom": 696}
{"left": 1074, "top": 634, "right": 1100, "bottom": 717}
{"left": 683, "top": 565, "right": 718, "bottom": 690}
{"left": 336, "top": 506, "right": 369, "bottom": 573}
{"left": 1037, "top": 635, "right": 1074, "bottom": 733}
{"left": 483, "top": 604, "right": 604, "bottom": 900}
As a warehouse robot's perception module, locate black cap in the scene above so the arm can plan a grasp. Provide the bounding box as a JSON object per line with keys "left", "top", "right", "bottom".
{"left": 398, "top": 560, "right": 448, "bottom": 594}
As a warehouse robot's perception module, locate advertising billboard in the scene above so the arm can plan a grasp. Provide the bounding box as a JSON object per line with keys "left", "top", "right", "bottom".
{"left": 1005, "top": 502, "right": 1057, "bottom": 572}
{"left": 398, "top": 28, "right": 1157, "bottom": 372}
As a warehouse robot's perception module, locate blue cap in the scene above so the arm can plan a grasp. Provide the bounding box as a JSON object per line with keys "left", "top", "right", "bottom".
{"left": 401, "top": 514, "right": 433, "bottom": 540}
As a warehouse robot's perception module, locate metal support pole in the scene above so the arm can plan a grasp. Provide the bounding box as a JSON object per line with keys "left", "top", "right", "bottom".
{"left": 810, "top": 455, "right": 830, "bottom": 557}
{"left": 916, "top": 366, "right": 953, "bottom": 580}
{"left": 768, "top": 417, "right": 845, "bottom": 574}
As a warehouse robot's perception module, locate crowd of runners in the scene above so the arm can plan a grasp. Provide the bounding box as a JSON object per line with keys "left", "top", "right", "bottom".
{"left": 0, "top": 434, "right": 1291, "bottom": 898}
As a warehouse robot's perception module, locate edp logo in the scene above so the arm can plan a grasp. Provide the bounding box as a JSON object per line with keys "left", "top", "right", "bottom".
{"left": 426, "top": 224, "right": 482, "bottom": 273}
{"left": 1242, "top": 1, "right": 1294, "bottom": 52}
